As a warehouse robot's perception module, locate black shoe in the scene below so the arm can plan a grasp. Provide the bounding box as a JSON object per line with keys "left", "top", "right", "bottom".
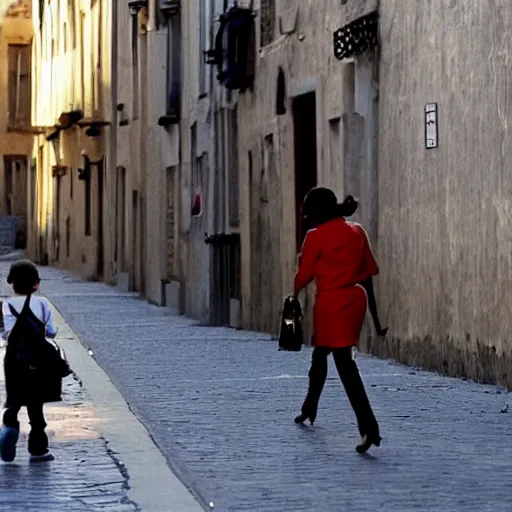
{"left": 356, "top": 434, "right": 381, "bottom": 454}
{"left": 29, "top": 451, "right": 54, "bottom": 463}
{"left": 294, "top": 412, "right": 316, "bottom": 426}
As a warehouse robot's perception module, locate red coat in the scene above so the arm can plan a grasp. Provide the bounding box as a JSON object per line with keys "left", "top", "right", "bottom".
{"left": 294, "top": 218, "right": 379, "bottom": 348}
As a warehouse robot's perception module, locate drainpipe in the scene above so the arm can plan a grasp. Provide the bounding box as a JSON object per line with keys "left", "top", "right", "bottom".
{"left": 109, "top": 0, "right": 118, "bottom": 282}
{"left": 147, "top": 0, "right": 156, "bottom": 32}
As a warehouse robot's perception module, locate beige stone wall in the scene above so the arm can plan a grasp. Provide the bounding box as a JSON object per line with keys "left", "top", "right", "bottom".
{"left": 178, "top": 0, "right": 217, "bottom": 322}
{"left": 30, "top": 0, "right": 114, "bottom": 281}
{"left": 0, "top": 0, "right": 34, "bottom": 239}
{"left": 113, "top": 2, "right": 180, "bottom": 304}
{"left": 373, "top": 0, "right": 512, "bottom": 386}
{"left": 237, "top": 0, "right": 380, "bottom": 334}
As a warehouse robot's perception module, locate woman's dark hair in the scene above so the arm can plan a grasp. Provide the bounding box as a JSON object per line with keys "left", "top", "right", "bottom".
{"left": 7, "top": 260, "right": 40, "bottom": 295}
{"left": 302, "top": 187, "right": 359, "bottom": 227}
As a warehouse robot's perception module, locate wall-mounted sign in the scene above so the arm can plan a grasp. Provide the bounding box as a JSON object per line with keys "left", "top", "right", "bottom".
{"left": 425, "top": 103, "right": 438, "bottom": 149}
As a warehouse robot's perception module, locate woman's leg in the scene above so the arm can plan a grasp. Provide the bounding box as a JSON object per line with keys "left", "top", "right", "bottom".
{"left": 296, "top": 347, "right": 330, "bottom": 424}
{"left": 26, "top": 403, "right": 49, "bottom": 457}
{"left": 332, "top": 347, "right": 380, "bottom": 448}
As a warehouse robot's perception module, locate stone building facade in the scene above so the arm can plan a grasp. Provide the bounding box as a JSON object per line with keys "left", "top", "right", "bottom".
{"left": 26, "top": 0, "right": 512, "bottom": 387}
{"left": 30, "top": 0, "right": 114, "bottom": 279}
{"left": 236, "top": 0, "right": 380, "bottom": 336}
{"left": 218, "top": 0, "right": 512, "bottom": 387}
{"left": 375, "top": 0, "right": 512, "bottom": 387}
{"left": 0, "top": 0, "right": 34, "bottom": 251}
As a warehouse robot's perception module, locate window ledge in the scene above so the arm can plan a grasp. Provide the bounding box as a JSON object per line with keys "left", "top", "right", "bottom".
{"left": 7, "top": 122, "right": 39, "bottom": 133}
{"left": 158, "top": 113, "right": 180, "bottom": 127}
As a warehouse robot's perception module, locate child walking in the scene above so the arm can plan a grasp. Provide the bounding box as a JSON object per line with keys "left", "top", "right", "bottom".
{"left": 0, "top": 260, "right": 65, "bottom": 463}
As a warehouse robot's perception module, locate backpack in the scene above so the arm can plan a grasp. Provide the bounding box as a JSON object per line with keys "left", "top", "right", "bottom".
{"left": 4, "top": 294, "right": 71, "bottom": 406}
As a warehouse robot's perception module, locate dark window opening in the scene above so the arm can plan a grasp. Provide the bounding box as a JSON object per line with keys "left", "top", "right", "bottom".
{"left": 96, "top": 159, "right": 104, "bottom": 278}
{"left": 66, "top": 216, "right": 71, "bottom": 258}
{"left": 131, "top": 13, "right": 139, "bottom": 119}
{"left": 7, "top": 44, "right": 31, "bottom": 128}
{"left": 4, "top": 159, "right": 13, "bottom": 216}
{"left": 292, "top": 92, "right": 318, "bottom": 250}
{"left": 260, "top": 0, "right": 275, "bottom": 47}
{"left": 84, "top": 173, "right": 91, "bottom": 236}
{"left": 30, "top": 158, "right": 36, "bottom": 223}
{"left": 166, "top": 14, "right": 181, "bottom": 118}
{"left": 276, "top": 67, "right": 286, "bottom": 115}
{"left": 227, "top": 107, "right": 239, "bottom": 227}
{"left": 54, "top": 174, "right": 62, "bottom": 261}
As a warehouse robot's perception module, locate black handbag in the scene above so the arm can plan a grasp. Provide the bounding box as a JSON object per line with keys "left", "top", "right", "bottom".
{"left": 278, "top": 296, "right": 304, "bottom": 351}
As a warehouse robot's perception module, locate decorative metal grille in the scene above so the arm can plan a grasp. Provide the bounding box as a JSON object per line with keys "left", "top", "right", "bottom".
{"left": 333, "top": 11, "right": 378, "bottom": 61}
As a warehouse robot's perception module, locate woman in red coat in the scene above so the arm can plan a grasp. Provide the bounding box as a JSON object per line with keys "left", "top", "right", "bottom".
{"left": 293, "top": 187, "right": 382, "bottom": 454}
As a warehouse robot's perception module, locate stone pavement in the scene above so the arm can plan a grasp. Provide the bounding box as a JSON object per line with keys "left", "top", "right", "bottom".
{"left": 0, "top": 271, "right": 138, "bottom": 512}
{"left": 0, "top": 373, "right": 138, "bottom": 512}
{"left": 9, "top": 264, "right": 512, "bottom": 511}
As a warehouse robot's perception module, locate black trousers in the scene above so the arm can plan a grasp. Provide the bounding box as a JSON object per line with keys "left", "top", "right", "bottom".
{"left": 301, "top": 346, "right": 379, "bottom": 437}
{"left": 3, "top": 403, "right": 48, "bottom": 456}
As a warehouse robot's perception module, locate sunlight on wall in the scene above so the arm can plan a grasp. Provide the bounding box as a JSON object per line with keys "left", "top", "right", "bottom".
{"left": 0, "top": 0, "right": 29, "bottom": 20}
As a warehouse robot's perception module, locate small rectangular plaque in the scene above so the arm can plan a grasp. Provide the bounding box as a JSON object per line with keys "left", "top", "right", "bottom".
{"left": 425, "top": 103, "right": 438, "bottom": 149}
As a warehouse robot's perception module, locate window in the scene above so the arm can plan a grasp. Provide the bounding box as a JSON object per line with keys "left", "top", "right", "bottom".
{"left": 276, "top": 68, "right": 286, "bottom": 115}
{"left": 214, "top": 110, "right": 226, "bottom": 225}
{"left": 166, "top": 166, "right": 177, "bottom": 280}
{"left": 293, "top": 92, "right": 318, "bottom": 249}
{"left": 115, "top": 166, "right": 126, "bottom": 271}
{"left": 80, "top": 12, "right": 85, "bottom": 106}
{"left": 166, "top": 14, "right": 181, "bottom": 116}
{"left": 30, "top": 158, "right": 37, "bottom": 223}
{"left": 190, "top": 123, "right": 202, "bottom": 217}
{"left": 66, "top": 216, "right": 71, "bottom": 258}
{"left": 55, "top": 173, "right": 62, "bottom": 260}
{"left": 131, "top": 13, "right": 140, "bottom": 119}
{"left": 7, "top": 45, "right": 31, "bottom": 128}
{"left": 4, "top": 157, "right": 13, "bottom": 216}
{"left": 343, "top": 62, "right": 355, "bottom": 114}
{"left": 68, "top": 0, "right": 76, "bottom": 50}
{"left": 4, "top": 156, "right": 26, "bottom": 218}
{"left": 198, "top": 0, "right": 211, "bottom": 96}
{"left": 84, "top": 173, "right": 91, "bottom": 236}
{"left": 90, "top": 2, "right": 101, "bottom": 112}
{"left": 329, "top": 117, "right": 342, "bottom": 179}
{"left": 69, "top": 166, "right": 74, "bottom": 199}
{"left": 93, "top": 1, "right": 102, "bottom": 111}
{"left": 260, "top": 0, "right": 275, "bottom": 47}
{"left": 227, "top": 108, "right": 239, "bottom": 227}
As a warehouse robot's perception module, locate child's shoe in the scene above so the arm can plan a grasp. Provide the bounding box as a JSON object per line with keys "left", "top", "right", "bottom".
{"left": 0, "top": 426, "right": 19, "bottom": 462}
{"left": 29, "top": 450, "right": 54, "bottom": 463}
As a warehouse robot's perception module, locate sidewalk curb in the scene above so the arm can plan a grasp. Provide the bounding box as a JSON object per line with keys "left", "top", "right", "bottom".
{"left": 48, "top": 301, "right": 204, "bottom": 512}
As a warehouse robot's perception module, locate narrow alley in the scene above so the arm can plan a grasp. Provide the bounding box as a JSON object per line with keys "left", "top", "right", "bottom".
{"left": 0, "top": 262, "right": 508, "bottom": 512}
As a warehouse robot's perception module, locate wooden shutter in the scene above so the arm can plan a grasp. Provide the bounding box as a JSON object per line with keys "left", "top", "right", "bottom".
{"left": 8, "top": 45, "right": 31, "bottom": 127}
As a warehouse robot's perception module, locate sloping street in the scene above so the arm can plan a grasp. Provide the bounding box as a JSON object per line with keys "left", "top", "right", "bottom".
{"left": 6, "top": 263, "right": 508, "bottom": 512}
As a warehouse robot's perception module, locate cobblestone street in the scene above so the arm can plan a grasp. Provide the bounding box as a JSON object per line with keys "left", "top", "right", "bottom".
{"left": 0, "top": 376, "right": 138, "bottom": 512}
{"left": 7, "top": 263, "right": 506, "bottom": 512}
{"left": 0, "top": 269, "right": 138, "bottom": 512}
{"left": 0, "top": 355, "right": 137, "bottom": 512}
